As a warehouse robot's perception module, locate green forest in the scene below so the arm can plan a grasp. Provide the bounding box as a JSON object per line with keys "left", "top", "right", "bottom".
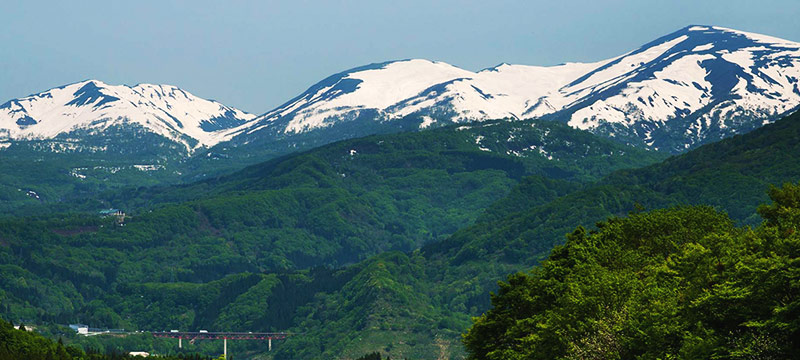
{"left": 1, "top": 110, "right": 799, "bottom": 358}
{"left": 465, "top": 183, "right": 800, "bottom": 359}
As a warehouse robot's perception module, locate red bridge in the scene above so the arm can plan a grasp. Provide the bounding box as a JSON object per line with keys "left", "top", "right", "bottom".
{"left": 152, "top": 331, "right": 292, "bottom": 357}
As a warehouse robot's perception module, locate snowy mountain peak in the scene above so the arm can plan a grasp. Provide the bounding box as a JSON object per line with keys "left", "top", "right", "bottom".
{"left": 0, "top": 80, "right": 255, "bottom": 150}
{"left": 681, "top": 25, "right": 799, "bottom": 48}
{"left": 562, "top": 25, "right": 800, "bottom": 150}
{"left": 231, "top": 25, "right": 800, "bottom": 153}
{"left": 4, "top": 26, "right": 799, "bottom": 156}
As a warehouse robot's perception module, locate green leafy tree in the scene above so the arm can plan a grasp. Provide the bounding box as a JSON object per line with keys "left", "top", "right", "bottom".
{"left": 464, "top": 183, "right": 800, "bottom": 359}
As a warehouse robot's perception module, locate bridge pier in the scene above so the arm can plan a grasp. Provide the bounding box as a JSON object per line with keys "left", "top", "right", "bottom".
{"left": 224, "top": 338, "right": 227, "bottom": 359}
{"left": 179, "top": 338, "right": 182, "bottom": 349}
{"left": 269, "top": 337, "right": 272, "bottom": 352}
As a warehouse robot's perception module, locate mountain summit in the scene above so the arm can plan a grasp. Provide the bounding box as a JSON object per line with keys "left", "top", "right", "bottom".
{"left": 229, "top": 25, "right": 800, "bottom": 152}
{"left": 0, "top": 80, "right": 254, "bottom": 151}
{"left": 2, "top": 26, "right": 798, "bottom": 156}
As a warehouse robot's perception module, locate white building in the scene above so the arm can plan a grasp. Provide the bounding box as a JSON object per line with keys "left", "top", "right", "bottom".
{"left": 69, "top": 324, "right": 89, "bottom": 335}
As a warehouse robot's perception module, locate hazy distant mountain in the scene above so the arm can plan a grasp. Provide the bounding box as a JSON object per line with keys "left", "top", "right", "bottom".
{"left": 228, "top": 25, "right": 800, "bottom": 153}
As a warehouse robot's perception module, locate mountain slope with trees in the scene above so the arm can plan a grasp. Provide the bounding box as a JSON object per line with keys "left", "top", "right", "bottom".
{"left": 2, "top": 110, "right": 799, "bottom": 359}
{"left": 464, "top": 183, "right": 800, "bottom": 359}
{"left": 0, "top": 118, "right": 660, "bottom": 331}
{"left": 270, "top": 110, "right": 800, "bottom": 358}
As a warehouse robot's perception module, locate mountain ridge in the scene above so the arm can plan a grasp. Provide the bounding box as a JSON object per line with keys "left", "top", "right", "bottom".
{"left": 228, "top": 25, "right": 800, "bottom": 153}
{"left": 0, "top": 79, "right": 255, "bottom": 151}
{"left": 4, "top": 25, "right": 798, "bottom": 157}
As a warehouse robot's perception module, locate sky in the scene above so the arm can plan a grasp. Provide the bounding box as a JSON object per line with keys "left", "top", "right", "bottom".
{"left": 2, "top": 1, "right": 799, "bottom": 114}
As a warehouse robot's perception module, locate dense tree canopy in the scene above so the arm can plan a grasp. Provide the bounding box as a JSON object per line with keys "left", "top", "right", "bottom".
{"left": 464, "top": 182, "right": 800, "bottom": 359}
{"left": 0, "top": 118, "right": 659, "bottom": 329}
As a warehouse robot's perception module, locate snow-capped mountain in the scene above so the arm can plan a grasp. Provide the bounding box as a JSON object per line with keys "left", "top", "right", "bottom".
{"left": 0, "top": 80, "right": 255, "bottom": 151}
{"left": 229, "top": 25, "right": 800, "bottom": 152}
{"left": 4, "top": 25, "right": 798, "bottom": 157}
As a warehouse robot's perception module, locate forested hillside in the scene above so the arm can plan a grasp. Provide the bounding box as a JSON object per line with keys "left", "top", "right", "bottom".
{"left": 464, "top": 183, "right": 800, "bottom": 359}
{"left": 188, "top": 110, "right": 800, "bottom": 358}
{"left": 268, "top": 110, "right": 800, "bottom": 358}
{"left": 2, "top": 110, "right": 799, "bottom": 359}
{"left": 429, "top": 110, "right": 800, "bottom": 268}
{"left": 0, "top": 126, "right": 190, "bottom": 216}
{"left": 0, "top": 119, "right": 659, "bottom": 343}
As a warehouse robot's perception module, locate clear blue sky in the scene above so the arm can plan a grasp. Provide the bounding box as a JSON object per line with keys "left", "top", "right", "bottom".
{"left": 2, "top": 0, "right": 798, "bottom": 114}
